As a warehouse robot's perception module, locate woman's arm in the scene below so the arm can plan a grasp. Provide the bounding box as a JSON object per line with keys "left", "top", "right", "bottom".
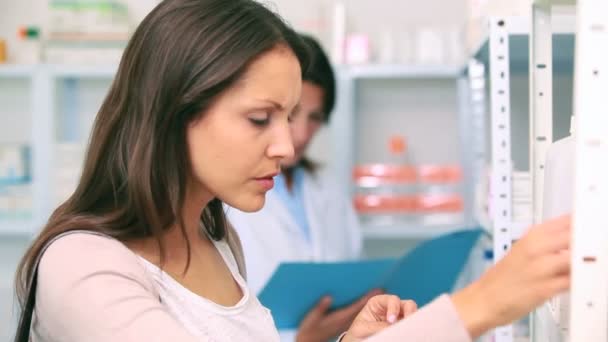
{"left": 342, "top": 295, "right": 471, "bottom": 342}
{"left": 342, "top": 215, "right": 570, "bottom": 342}
{"left": 34, "top": 233, "right": 199, "bottom": 342}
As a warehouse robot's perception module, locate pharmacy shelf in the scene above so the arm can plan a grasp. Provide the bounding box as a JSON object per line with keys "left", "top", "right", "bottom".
{"left": 533, "top": 302, "right": 568, "bottom": 341}
{"left": 0, "top": 64, "right": 118, "bottom": 79}
{"left": 361, "top": 221, "right": 467, "bottom": 239}
{"left": 534, "top": 0, "right": 576, "bottom": 5}
{"left": 0, "top": 64, "right": 36, "bottom": 78}
{"left": 2, "top": 63, "right": 459, "bottom": 81}
{"left": 471, "top": 16, "right": 575, "bottom": 72}
{"left": 0, "top": 63, "right": 117, "bottom": 236}
{"left": 334, "top": 63, "right": 477, "bottom": 236}
{"left": 48, "top": 64, "right": 117, "bottom": 79}
{"left": 480, "top": 220, "right": 530, "bottom": 241}
{"left": 345, "top": 64, "right": 461, "bottom": 79}
{"left": 471, "top": 2, "right": 608, "bottom": 341}
{"left": 0, "top": 218, "right": 36, "bottom": 236}
{"left": 476, "top": 34, "right": 575, "bottom": 72}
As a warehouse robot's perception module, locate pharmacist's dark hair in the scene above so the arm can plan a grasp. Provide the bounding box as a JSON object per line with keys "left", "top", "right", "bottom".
{"left": 299, "top": 34, "right": 336, "bottom": 122}
{"left": 297, "top": 34, "right": 335, "bottom": 173}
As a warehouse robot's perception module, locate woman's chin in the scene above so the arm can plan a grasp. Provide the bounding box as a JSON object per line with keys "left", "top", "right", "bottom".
{"left": 228, "top": 194, "right": 266, "bottom": 213}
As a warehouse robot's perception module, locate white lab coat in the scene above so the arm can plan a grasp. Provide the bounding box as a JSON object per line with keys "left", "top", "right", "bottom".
{"left": 226, "top": 169, "right": 363, "bottom": 294}
{"left": 226, "top": 170, "right": 362, "bottom": 341}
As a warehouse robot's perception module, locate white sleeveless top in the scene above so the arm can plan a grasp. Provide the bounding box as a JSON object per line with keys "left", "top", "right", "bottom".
{"left": 138, "top": 239, "right": 280, "bottom": 341}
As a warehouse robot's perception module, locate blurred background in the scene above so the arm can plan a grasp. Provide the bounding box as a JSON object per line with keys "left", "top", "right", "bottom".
{"left": 0, "top": 0, "right": 577, "bottom": 340}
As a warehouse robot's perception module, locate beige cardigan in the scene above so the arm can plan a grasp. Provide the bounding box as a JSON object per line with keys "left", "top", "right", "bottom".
{"left": 31, "top": 231, "right": 472, "bottom": 342}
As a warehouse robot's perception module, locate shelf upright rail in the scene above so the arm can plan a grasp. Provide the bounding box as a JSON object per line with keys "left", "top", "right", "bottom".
{"left": 529, "top": 2, "right": 554, "bottom": 228}
{"left": 464, "top": 59, "right": 487, "bottom": 229}
{"left": 488, "top": 16, "right": 515, "bottom": 342}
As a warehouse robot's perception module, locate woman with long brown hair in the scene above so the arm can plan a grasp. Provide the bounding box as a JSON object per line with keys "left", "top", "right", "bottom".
{"left": 13, "top": 0, "right": 570, "bottom": 341}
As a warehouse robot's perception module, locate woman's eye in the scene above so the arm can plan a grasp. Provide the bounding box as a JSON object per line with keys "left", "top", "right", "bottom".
{"left": 249, "top": 113, "right": 270, "bottom": 126}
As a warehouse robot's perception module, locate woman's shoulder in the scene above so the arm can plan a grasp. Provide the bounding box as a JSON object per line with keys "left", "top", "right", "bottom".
{"left": 33, "top": 232, "right": 196, "bottom": 341}
{"left": 38, "top": 231, "right": 155, "bottom": 293}
{"left": 41, "top": 231, "right": 137, "bottom": 265}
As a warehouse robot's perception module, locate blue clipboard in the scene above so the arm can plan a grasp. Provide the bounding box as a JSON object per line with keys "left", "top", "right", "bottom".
{"left": 258, "top": 228, "right": 483, "bottom": 329}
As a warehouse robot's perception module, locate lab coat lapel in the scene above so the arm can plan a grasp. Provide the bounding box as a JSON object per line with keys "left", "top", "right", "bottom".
{"left": 265, "top": 190, "right": 304, "bottom": 238}
{"left": 302, "top": 173, "right": 325, "bottom": 260}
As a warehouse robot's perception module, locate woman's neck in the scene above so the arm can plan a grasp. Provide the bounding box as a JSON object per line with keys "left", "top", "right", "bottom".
{"left": 129, "top": 183, "right": 214, "bottom": 266}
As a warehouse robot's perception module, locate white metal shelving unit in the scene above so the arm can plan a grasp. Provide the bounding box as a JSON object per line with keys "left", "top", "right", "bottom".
{"left": 528, "top": 2, "right": 572, "bottom": 341}
{"left": 488, "top": 16, "right": 516, "bottom": 342}
{"left": 0, "top": 64, "right": 36, "bottom": 78}
{"left": 467, "top": 4, "right": 577, "bottom": 341}
{"left": 0, "top": 64, "right": 46, "bottom": 237}
{"left": 0, "top": 64, "right": 116, "bottom": 236}
{"left": 346, "top": 64, "right": 462, "bottom": 79}
{"left": 473, "top": 0, "right": 608, "bottom": 340}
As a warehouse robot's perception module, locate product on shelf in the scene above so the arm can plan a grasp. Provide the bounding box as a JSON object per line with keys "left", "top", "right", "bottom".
{"left": 418, "top": 164, "right": 462, "bottom": 184}
{"left": 389, "top": 135, "right": 406, "bottom": 154}
{"left": 0, "top": 38, "right": 6, "bottom": 63}
{"left": 416, "top": 194, "right": 463, "bottom": 213}
{"left": 16, "top": 26, "right": 41, "bottom": 64}
{"left": 0, "top": 184, "right": 33, "bottom": 220}
{"left": 352, "top": 163, "right": 463, "bottom": 186}
{"left": 353, "top": 164, "right": 417, "bottom": 186}
{"left": 0, "top": 144, "right": 33, "bottom": 220}
{"left": 53, "top": 143, "right": 86, "bottom": 206}
{"left": 353, "top": 193, "right": 463, "bottom": 214}
{"left": 354, "top": 194, "right": 418, "bottom": 213}
{"left": 345, "top": 33, "right": 370, "bottom": 65}
{"left": 45, "top": 0, "right": 132, "bottom": 64}
{"left": 0, "top": 144, "right": 31, "bottom": 185}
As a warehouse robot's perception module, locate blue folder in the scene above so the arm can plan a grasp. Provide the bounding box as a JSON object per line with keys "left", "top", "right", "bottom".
{"left": 258, "top": 228, "right": 483, "bottom": 329}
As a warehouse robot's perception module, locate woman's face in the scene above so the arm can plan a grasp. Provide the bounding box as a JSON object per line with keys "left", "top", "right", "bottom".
{"left": 280, "top": 81, "right": 325, "bottom": 168}
{"left": 187, "top": 47, "right": 302, "bottom": 212}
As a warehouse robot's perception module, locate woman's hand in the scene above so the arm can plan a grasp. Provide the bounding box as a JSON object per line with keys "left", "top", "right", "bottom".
{"left": 452, "top": 214, "right": 571, "bottom": 338}
{"left": 341, "top": 295, "right": 417, "bottom": 342}
{"left": 296, "top": 290, "right": 381, "bottom": 342}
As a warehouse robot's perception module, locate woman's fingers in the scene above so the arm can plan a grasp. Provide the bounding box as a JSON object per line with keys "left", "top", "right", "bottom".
{"left": 527, "top": 215, "right": 571, "bottom": 253}
{"left": 400, "top": 300, "right": 417, "bottom": 318}
{"left": 366, "top": 295, "right": 416, "bottom": 323}
{"left": 369, "top": 295, "right": 400, "bottom": 324}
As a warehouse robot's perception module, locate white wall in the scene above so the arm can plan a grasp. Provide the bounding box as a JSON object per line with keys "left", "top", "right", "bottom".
{"left": 355, "top": 78, "right": 461, "bottom": 165}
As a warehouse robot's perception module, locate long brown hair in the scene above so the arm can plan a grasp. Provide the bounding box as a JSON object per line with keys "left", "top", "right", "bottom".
{"left": 15, "top": 0, "right": 308, "bottom": 315}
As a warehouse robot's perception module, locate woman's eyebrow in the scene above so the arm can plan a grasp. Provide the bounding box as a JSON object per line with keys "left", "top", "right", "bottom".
{"left": 254, "top": 99, "right": 284, "bottom": 111}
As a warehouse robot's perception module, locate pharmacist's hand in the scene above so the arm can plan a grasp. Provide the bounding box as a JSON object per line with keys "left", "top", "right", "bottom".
{"left": 341, "top": 295, "right": 418, "bottom": 342}
{"left": 296, "top": 290, "right": 381, "bottom": 342}
{"left": 452, "top": 214, "right": 571, "bottom": 339}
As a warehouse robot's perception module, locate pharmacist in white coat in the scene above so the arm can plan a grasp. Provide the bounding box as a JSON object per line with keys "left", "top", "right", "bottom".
{"left": 226, "top": 35, "right": 367, "bottom": 342}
